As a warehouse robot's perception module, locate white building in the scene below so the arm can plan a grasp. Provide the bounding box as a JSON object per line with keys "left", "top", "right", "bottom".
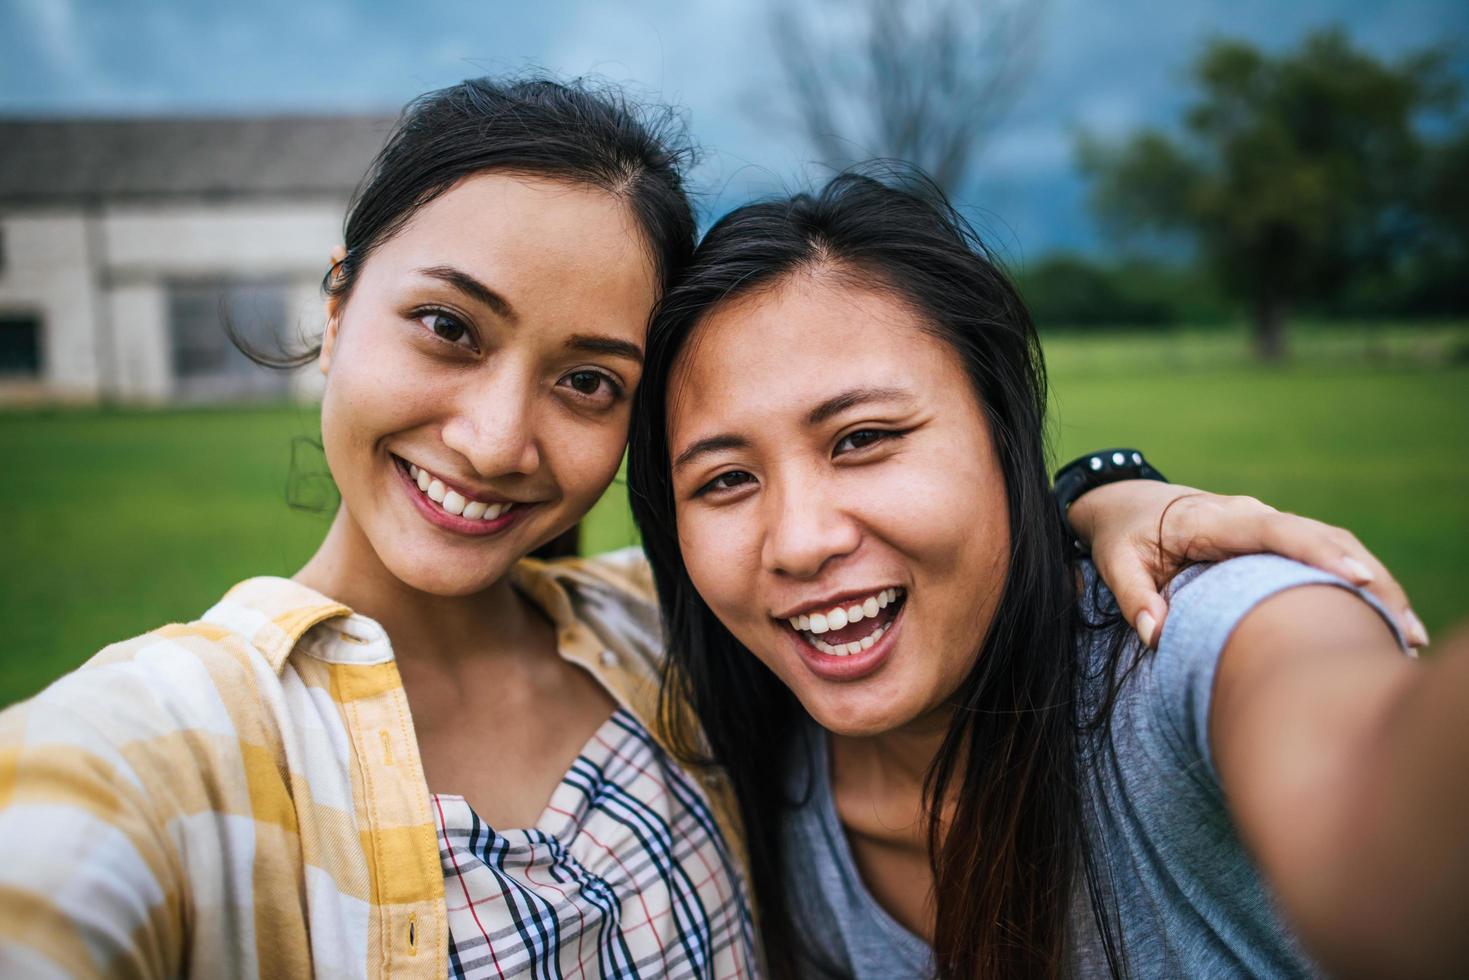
{"left": 0, "top": 115, "right": 394, "bottom": 403}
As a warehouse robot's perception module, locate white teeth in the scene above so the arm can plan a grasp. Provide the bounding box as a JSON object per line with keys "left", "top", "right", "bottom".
{"left": 409, "top": 462, "right": 515, "bottom": 522}
{"left": 798, "top": 618, "right": 891, "bottom": 658}
{"left": 792, "top": 588, "right": 904, "bottom": 635}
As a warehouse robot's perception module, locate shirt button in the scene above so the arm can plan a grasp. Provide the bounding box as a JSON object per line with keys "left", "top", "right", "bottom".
{"left": 599, "top": 649, "right": 619, "bottom": 668}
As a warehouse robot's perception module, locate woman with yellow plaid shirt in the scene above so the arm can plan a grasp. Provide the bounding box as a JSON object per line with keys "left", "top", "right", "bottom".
{"left": 0, "top": 75, "right": 1417, "bottom": 979}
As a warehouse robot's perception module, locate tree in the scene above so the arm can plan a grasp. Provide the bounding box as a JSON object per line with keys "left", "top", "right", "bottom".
{"left": 770, "top": 0, "right": 1045, "bottom": 195}
{"left": 1079, "top": 29, "right": 1461, "bottom": 360}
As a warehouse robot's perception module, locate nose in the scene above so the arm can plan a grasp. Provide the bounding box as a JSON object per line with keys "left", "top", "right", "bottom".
{"left": 439, "top": 367, "right": 542, "bottom": 478}
{"left": 760, "top": 474, "right": 861, "bottom": 579}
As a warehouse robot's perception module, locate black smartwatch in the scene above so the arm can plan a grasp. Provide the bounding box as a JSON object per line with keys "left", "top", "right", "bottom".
{"left": 1053, "top": 448, "right": 1168, "bottom": 553}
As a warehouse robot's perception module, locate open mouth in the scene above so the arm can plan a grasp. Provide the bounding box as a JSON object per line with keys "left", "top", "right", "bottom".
{"left": 393, "top": 455, "right": 524, "bottom": 527}
{"left": 784, "top": 587, "right": 907, "bottom": 657}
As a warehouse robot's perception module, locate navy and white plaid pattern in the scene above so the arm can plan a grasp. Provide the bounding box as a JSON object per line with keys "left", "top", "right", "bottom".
{"left": 434, "top": 708, "right": 757, "bottom": 979}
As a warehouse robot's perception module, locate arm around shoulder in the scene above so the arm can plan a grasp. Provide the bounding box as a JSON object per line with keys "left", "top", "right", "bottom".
{"left": 1211, "top": 585, "right": 1469, "bottom": 979}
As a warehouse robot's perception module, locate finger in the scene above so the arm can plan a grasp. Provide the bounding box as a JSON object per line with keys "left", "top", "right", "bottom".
{"left": 1095, "top": 551, "right": 1171, "bottom": 650}
{"left": 1254, "top": 515, "right": 1424, "bottom": 648}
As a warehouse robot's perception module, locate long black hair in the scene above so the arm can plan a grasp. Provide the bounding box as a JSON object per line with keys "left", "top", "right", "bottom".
{"left": 628, "top": 170, "right": 1119, "bottom": 978}
{"left": 235, "top": 73, "right": 697, "bottom": 557}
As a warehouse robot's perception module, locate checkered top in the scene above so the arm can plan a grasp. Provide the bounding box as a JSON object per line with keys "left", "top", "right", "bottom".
{"left": 434, "top": 708, "right": 756, "bottom": 979}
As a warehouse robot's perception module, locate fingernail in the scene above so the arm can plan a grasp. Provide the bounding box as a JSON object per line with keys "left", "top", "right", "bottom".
{"left": 1404, "top": 608, "right": 1429, "bottom": 648}
{"left": 1136, "top": 610, "right": 1158, "bottom": 649}
{"left": 1339, "top": 556, "right": 1374, "bottom": 585}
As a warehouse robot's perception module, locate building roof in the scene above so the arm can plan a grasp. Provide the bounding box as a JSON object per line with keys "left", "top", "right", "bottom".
{"left": 0, "top": 114, "right": 398, "bottom": 206}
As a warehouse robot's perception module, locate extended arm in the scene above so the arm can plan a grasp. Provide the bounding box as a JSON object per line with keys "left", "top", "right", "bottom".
{"left": 0, "top": 699, "right": 180, "bottom": 978}
{"left": 1211, "top": 589, "right": 1468, "bottom": 978}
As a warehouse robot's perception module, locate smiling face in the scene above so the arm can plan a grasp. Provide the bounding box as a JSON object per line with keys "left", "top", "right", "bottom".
{"left": 667, "top": 269, "right": 1011, "bottom": 736}
{"left": 318, "top": 172, "right": 657, "bottom": 597}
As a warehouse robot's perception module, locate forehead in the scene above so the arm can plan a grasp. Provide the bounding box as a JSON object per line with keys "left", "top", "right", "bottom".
{"left": 375, "top": 172, "right": 657, "bottom": 316}
{"left": 669, "top": 272, "right": 967, "bottom": 437}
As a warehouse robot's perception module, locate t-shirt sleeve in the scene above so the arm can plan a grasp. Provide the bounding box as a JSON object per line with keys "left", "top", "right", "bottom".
{"left": 1150, "top": 553, "right": 1408, "bottom": 781}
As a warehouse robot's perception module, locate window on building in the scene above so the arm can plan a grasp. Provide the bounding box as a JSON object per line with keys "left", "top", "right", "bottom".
{"left": 0, "top": 314, "right": 41, "bottom": 378}
{"left": 167, "top": 280, "right": 292, "bottom": 400}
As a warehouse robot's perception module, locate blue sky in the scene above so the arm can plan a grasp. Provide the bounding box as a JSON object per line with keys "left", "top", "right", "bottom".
{"left": 3, "top": 0, "right": 1465, "bottom": 255}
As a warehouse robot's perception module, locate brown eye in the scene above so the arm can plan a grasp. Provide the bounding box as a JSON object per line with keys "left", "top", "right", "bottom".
{"left": 836, "top": 429, "right": 886, "bottom": 453}
{"left": 696, "top": 470, "right": 756, "bottom": 497}
{"left": 430, "top": 314, "right": 464, "bottom": 342}
{"left": 567, "top": 370, "right": 604, "bottom": 395}
{"left": 414, "top": 310, "right": 476, "bottom": 350}
{"left": 556, "top": 368, "right": 624, "bottom": 410}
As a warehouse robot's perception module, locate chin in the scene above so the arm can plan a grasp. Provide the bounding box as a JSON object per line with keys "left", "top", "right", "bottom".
{"left": 794, "top": 683, "right": 924, "bottom": 738}
{"left": 384, "top": 549, "right": 516, "bottom": 599}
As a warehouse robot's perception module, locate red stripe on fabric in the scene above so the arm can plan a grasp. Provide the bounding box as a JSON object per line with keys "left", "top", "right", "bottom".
{"left": 689, "top": 835, "right": 740, "bottom": 976}
{"left": 435, "top": 794, "right": 507, "bottom": 980}
{"left": 592, "top": 733, "right": 670, "bottom": 805}
{"left": 522, "top": 839, "right": 590, "bottom": 980}
{"left": 579, "top": 826, "right": 669, "bottom": 966}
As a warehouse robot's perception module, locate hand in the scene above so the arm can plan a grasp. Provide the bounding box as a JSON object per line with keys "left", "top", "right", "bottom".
{"left": 1068, "top": 480, "right": 1427, "bottom": 651}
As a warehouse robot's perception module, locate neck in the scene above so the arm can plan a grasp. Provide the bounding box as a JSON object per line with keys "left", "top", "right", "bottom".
{"left": 828, "top": 703, "right": 958, "bottom": 852}
{"left": 294, "top": 507, "right": 538, "bottom": 668}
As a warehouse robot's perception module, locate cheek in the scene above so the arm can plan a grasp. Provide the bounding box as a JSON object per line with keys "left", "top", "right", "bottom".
{"left": 856, "top": 446, "right": 1010, "bottom": 663}
{"left": 851, "top": 447, "right": 1006, "bottom": 571}
{"left": 543, "top": 412, "right": 631, "bottom": 506}
{"left": 320, "top": 325, "right": 421, "bottom": 457}
{"left": 677, "top": 507, "right": 766, "bottom": 634}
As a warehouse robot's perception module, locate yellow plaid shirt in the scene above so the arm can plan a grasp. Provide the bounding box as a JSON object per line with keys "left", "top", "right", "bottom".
{"left": 0, "top": 550, "right": 748, "bottom": 978}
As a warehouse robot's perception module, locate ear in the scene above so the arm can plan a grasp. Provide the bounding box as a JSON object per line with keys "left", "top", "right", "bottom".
{"left": 319, "top": 301, "right": 341, "bottom": 376}
{"left": 320, "top": 246, "right": 349, "bottom": 375}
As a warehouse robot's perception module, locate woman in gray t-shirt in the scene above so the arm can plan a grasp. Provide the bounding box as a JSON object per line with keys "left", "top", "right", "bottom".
{"left": 626, "top": 170, "right": 1468, "bottom": 978}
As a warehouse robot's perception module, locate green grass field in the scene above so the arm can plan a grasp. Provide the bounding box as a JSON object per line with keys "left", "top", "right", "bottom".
{"left": 3, "top": 322, "right": 1466, "bottom": 706}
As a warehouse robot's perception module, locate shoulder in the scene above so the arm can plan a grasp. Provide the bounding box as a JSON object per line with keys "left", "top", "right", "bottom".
{"left": 1117, "top": 555, "right": 1403, "bottom": 771}
{"left": 1164, "top": 554, "right": 1402, "bottom": 664}
{"left": 532, "top": 546, "right": 656, "bottom": 606}
{"left": 518, "top": 547, "right": 662, "bottom": 656}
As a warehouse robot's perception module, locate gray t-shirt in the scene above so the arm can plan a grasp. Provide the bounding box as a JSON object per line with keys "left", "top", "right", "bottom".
{"left": 780, "top": 555, "right": 1405, "bottom": 978}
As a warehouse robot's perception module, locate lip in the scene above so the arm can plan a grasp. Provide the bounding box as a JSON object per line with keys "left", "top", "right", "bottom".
{"left": 784, "top": 599, "right": 906, "bottom": 683}
{"left": 773, "top": 585, "right": 904, "bottom": 621}
{"left": 393, "top": 457, "right": 533, "bottom": 537}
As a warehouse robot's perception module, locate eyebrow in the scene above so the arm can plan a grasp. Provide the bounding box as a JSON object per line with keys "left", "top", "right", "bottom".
{"left": 673, "top": 434, "right": 751, "bottom": 470}
{"left": 419, "top": 265, "right": 516, "bottom": 320}
{"left": 673, "top": 385, "right": 914, "bottom": 471}
{"left": 566, "top": 334, "right": 644, "bottom": 364}
{"left": 806, "top": 385, "right": 912, "bottom": 426}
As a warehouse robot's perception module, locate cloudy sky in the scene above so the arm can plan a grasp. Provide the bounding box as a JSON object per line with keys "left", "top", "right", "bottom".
{"left": 3, "top": 0, "right": 1465, "bottom": 255}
